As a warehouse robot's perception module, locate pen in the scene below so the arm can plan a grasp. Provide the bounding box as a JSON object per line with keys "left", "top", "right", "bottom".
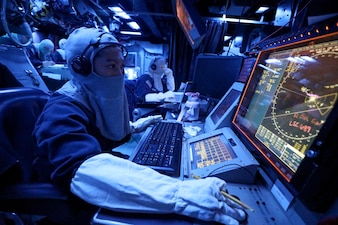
{"left": 193, "top": 175, "right": 255, "bottom": 212}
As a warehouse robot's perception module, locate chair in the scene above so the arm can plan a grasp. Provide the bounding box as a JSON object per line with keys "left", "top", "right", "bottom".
{"left": 0, "top": 87, "right": 97, "bottom": 225}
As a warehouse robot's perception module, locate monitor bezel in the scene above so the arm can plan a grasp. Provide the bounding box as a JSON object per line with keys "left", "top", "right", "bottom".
{"left": 232, "top": 31, "right": 338, "bottom": 195}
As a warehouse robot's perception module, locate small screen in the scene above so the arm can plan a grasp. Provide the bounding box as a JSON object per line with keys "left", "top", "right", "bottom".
{"left": 238, "top": 57, "right": 256, "bottom": 83}
{"left": 210, "top": 89, "right": 241, "bottom": 124}
{"left": 233, "top": 32, "right": 338, "bottom": 182}
{"left": 174, "top": 0, "right": 206, "bottom": 49}
{"left": 190, "top": 134, "right": 237, "bottom": 170}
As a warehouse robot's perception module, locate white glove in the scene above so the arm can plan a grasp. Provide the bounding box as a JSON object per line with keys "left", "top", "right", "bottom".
{"left": 175, "top": 178, "right": 246, "bottom": 224}
{"left": 129, "top": 115, "right": 163, "bottom": 133}
{"left": 71, "top": 153, "right": 246, "bottom": 224}
{"left": 164, "top": 68, "right": 173, "bottom": 77}
{"left": 145, "top": 91, "right": 176, "bottom": 102}
{"left": 163, "top": 91, "right": 176, "bottom": 102}
{"left": 164, "top": 68, "right": 175, "bottom": 91}
{"left": 42, "top": 60, "right": 55, "bottom": 67}
{"left": 145, "top": 92, "right": 165, "bottom": 102}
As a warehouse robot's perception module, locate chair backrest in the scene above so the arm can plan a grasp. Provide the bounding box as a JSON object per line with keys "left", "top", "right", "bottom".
{"left": 0, "top": 87, "right": 50, "bottom": 184}
{"left": 0, "top": 87, "right": 99, "bottom": 225}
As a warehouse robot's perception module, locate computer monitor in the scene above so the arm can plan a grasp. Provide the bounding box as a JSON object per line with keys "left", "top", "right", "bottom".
{"left": 172, "top": 0, "right": 206, "bottom": 49}
{"left": 232, "top": 31, "right": 338, "bottom": 212}
{"left": 191, "top": 55, "right": 243, "bottom": 101}
{"left": 204, "top": 82, "right": 244, "bottom": 133}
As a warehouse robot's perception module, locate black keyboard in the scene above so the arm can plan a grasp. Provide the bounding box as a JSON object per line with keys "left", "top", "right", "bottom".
{"left": 132, "top": 121, "right": 183, "bottom": 177}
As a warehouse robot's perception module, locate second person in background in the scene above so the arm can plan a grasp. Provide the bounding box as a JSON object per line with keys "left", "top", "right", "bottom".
{"left": 135, "top": 56, "right": 175, "bottom": 103}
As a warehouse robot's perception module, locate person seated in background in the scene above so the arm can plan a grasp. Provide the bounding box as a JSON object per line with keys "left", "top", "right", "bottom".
{"left": 52, "top": 38, "right": 67, "bottom": 63}
{"left": 26, "top": 38, "right": 55, "bottom": 70}
{"left": 135, "top": 56, "right": 175, "bottom": 103}
{"left": 33, "top": 27, "right": 246, "bottom": 225}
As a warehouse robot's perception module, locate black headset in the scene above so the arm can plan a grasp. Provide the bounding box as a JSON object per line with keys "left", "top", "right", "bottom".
{"left": 71, "top": 32, "right": 128, "bottom": 75}
{"left": 150, "top": 57, "right": 160, "bottom": 71}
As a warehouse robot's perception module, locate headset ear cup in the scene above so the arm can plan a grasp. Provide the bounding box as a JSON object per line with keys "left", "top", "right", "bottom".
{"left": 151, "top": 63, "right": 157, "bottom": 71}
{"left": 71, "top": 56, "right": 91, "bottom": 75}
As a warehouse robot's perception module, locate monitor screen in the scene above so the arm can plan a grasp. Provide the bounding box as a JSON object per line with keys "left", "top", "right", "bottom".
{"left": 190, "top": 133, "right": 238, "bottom": 170}
{"left": 204, "top": 82, "right": 244, "bottom": 133}
{"left": 192, "top": 55, "right": 243, "bottom": 101}
{"left": 232, "top": 32, "right": 338, "bottom": 210}
{"left": 173, "top": 0, "right": 206, "bottom": 49}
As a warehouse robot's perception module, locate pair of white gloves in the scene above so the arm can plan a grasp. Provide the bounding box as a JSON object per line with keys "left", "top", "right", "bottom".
{"left": 71, "top": 153, "right": 246, "bottom": 225}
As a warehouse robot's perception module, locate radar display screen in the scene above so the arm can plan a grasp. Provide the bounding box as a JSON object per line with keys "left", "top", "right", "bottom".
{"left": 233, "top": 33, "right": 338, "bottom": 181}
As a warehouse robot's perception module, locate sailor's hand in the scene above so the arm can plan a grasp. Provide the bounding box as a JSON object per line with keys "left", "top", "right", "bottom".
{"left": 145, "top": 93, "right": 165, "bottom": 102}
{"left": 42, "top": 60, "right": 55, "bottom": 67}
